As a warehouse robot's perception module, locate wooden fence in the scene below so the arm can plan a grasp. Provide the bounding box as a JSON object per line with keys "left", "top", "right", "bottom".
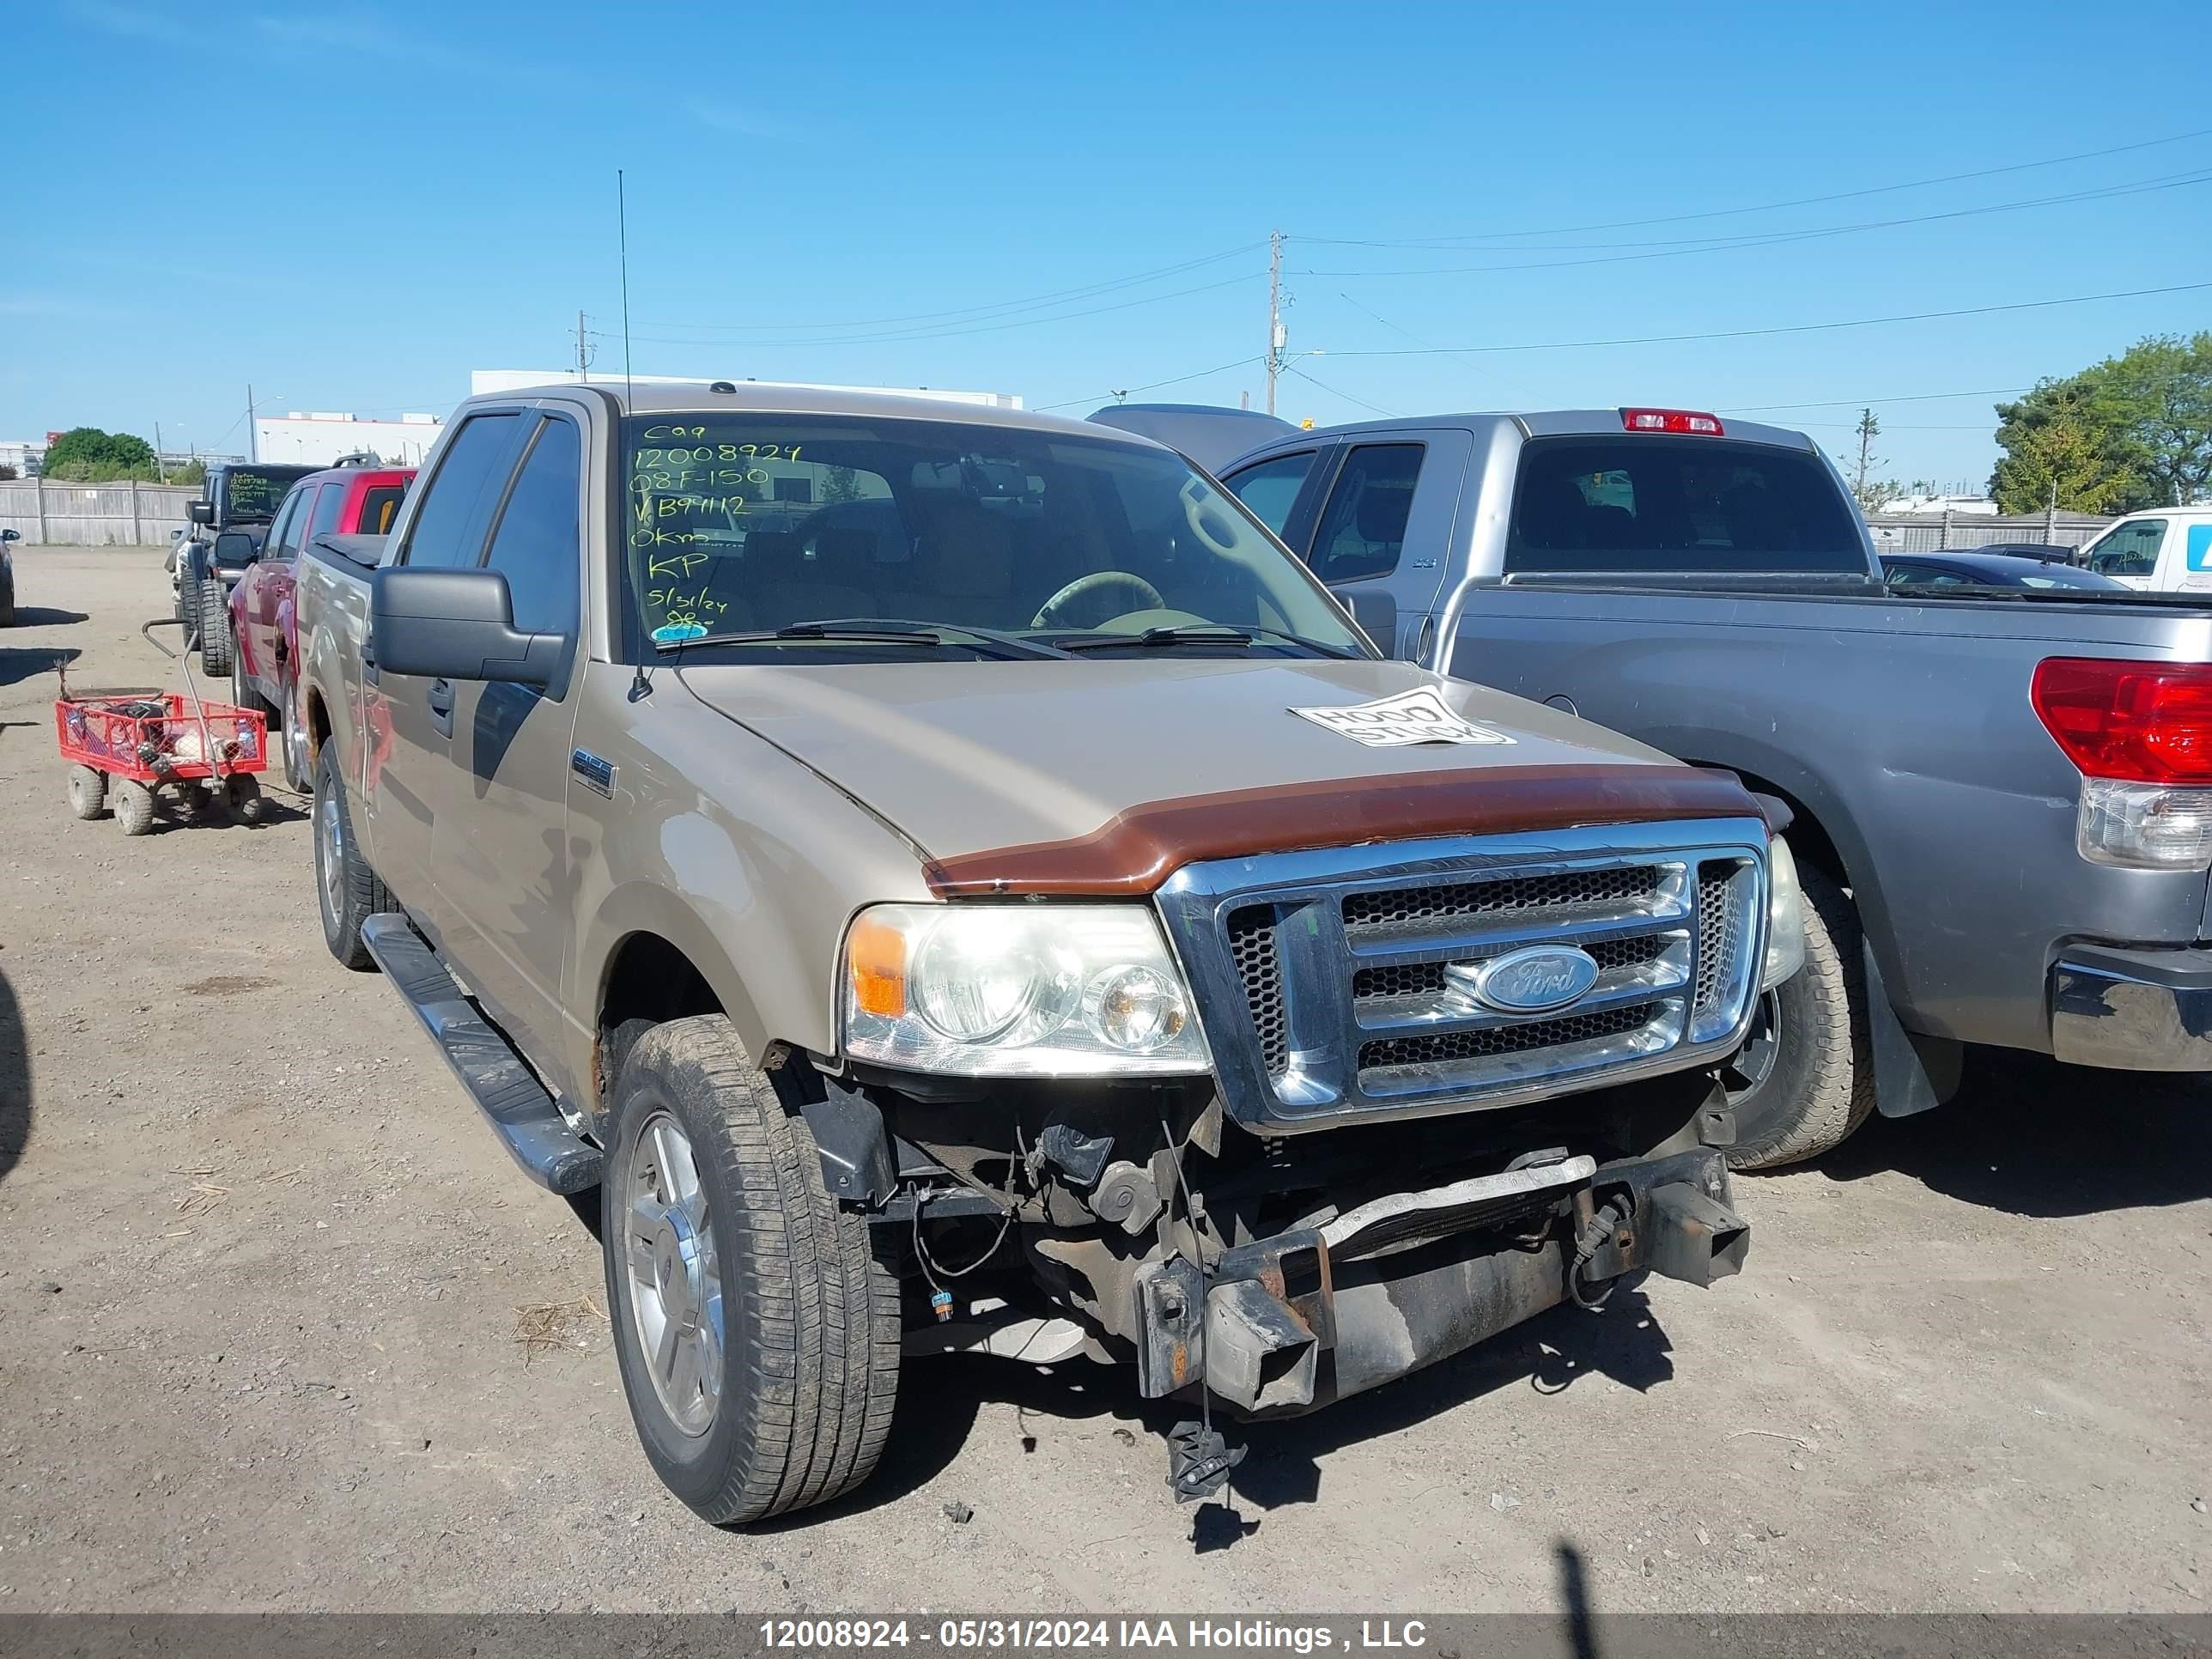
{"left": 0, "top": 480, "right": 199, "bottom": 546}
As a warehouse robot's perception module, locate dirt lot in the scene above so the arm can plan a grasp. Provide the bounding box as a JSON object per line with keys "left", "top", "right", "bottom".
{"left": 1, "top": 545, "right": 2208, "bottom": 1614}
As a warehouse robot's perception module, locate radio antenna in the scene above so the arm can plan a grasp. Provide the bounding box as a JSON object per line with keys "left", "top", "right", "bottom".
{"left": 617, "top": 168, "right": 635, "bottom": 411}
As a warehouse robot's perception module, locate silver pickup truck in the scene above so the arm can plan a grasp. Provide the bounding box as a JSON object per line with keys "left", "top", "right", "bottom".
{"left": 1144, "top": 404, "right": 2212, "bottom": 1169}
{"left": 295, "top": 382, "right": 1805, "bottom": 1523}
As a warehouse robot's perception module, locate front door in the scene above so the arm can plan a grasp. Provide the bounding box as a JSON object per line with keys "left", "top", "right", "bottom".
{"left": 429, "top": 410, "right": 587, "bottom": 1092}
{"left": 1225, "top": 433, "right": 1468, "bottom": 660}
{"left": 366, "top": 409, "right": 530, "bottom": 941}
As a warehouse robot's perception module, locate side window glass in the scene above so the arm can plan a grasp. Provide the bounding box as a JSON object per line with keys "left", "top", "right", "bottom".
{"left": 263, "top": 489, "right": 307, "bottom": 560}
{"left": 1308, "top": 444, "right": 1423, "bottom": 583}
{"left": 400, "top": 413, "right": 521, "bottom": 568}
{"left": 356, "top": 484, "right": 406, "bottom": 535}
{"left": 481, "top": 416, "right": 582, "bottom": 639}
{"left": 1224, "top": 452, "right": 1315, "bottom": 538}
{"left": 2085, "top": 520, "right": 2165, "bottom": 577}
{"left": 307, "top": 481, "right": 347, "bottom": 544}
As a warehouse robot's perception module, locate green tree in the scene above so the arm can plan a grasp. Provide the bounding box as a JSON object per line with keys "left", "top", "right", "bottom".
{"left": 1836, "top": 408, "right": 1900, "bottom": 512}
{"left": 40, "top": 426, "right": 161, "bottom": 483}
{"left": 819, "top": 465, "right": 864, "bottom": 505}
{"left": 168, "top": 459, "right": 206, "bottom": 488}
{"left": 0, "top": 463, "right": 16, "bottom": 482}
{"left": 1990, "top": 333, "right": 2212, "bottom": 512}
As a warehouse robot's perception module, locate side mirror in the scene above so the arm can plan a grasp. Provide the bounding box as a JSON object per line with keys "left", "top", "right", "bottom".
{"left": 0, "top": 528, "right": 19, "bottom": 544}
{"left": 169, "top": 527, "right": 185, "bottom": 543}
{"left": 187, "top": 501, "right": 215, "bottom": 526}
{"left": 372, "top": 567, "right": 567, "bottom": 689}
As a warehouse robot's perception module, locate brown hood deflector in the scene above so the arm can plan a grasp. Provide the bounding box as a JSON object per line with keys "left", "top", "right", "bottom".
{"left": 922, "top": 763, "right": 1766, "bottom": 897}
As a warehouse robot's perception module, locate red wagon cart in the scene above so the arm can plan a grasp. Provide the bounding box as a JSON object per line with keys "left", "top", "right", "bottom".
{"left": 54, "top": 619, "right": 270, "bottom": 835}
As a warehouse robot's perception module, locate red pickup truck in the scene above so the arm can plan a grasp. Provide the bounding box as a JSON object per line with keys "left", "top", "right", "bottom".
{"left": 228, "top": 460, "right": 413, "bottom": 789}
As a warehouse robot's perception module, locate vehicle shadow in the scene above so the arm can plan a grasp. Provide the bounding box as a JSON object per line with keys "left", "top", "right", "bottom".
{"left": 9, "top": 607, "right": 91, "bottom": 627}
{"left": 0, "top": 963, "right": 27, "bottom": 1191}
{"left": 763, "top": 1284, "right": 1673, "bottom": 1534}
{"left": 0, "top": 646, "right": 79, "bottom": 688}
{"left": 1808, "top": 1046, "right": 2212, "bottom": 1216}
{"left": 146, "top": 791, "right": 308, "bottom": 833}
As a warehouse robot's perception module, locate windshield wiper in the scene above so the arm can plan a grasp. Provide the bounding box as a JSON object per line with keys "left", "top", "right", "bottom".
{"left": 656, "top": 617, "right": 1074, "bottom": 660}
{"left": 1054, "top": 624, "right": 1361, "bottom": 659}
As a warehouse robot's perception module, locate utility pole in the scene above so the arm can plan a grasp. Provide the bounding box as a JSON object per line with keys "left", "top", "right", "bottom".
{"left": 574, "top": 309, "right": 594, "bottom": 381}
{"left": 246, "top": 384, "right": 258, "bottom": 462}
{"left": 1265, "top": 229, "right": 1284, "bottom": 416}
{"left": 153, "top": 420, "right": 167, "bottom": 484}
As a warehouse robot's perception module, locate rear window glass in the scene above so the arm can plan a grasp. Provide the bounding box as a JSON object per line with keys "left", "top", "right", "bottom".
{"left": 308, "top": 482, "right": 347, "bottom": 540}
{"left": 356, "top": 485, "right": 405, "bottom": 535}
{"left": 1505, "top": 436, "right": 1865, "bottom": 575}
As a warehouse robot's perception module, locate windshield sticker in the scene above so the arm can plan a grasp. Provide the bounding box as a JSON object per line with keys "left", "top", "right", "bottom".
{"left": 1290, "top": 687, "right": 1516, "bottom": 748}
{"left": 650, "top": 622, "right": 709, "bottom": 644}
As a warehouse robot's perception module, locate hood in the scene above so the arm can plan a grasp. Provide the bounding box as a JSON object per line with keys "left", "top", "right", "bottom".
{"left": 676, "top": 657, "right": 1717, "bottom": 884}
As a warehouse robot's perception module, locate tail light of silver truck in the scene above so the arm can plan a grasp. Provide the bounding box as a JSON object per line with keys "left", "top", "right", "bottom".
{"left": 2032, "top": 657, "right": 2212, "bottom": 870}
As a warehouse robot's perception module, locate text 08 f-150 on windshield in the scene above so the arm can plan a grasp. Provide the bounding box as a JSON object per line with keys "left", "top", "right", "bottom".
{"left": 294, "top": 382, "right": 1807, "bottom": 1522}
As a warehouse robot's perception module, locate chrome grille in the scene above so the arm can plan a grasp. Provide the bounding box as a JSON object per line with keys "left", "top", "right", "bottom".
{"left": 1226, "top": 906, "right": 1289, "bottom": 1077}
{"left": 1154, "top": 818, "right": 1770, "bottom": 1133}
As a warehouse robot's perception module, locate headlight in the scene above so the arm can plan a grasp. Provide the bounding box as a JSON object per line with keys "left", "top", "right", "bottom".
{"left": 1761, "top": 837, "right": 1808, "bottom": 991}
{"left": 842, "top": 903, "right": 1212, "bottom": 1077}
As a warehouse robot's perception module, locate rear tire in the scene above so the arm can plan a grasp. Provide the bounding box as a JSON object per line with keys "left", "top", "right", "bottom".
{"left": 1723, "top": 865, "right": 1875, "bottom": 1170}
{"left": 67, "top": 765, "right": 107, "bottom": 820}
{"left": 112, "top": 779, "right": 156, "bottom": 837}
{"left": 314, "top": 742, "right": 391, "bottom": 970}
{"left": 602, "top": 1015, "right": 901, "bottom": 1525}
{"left": 232, "top": 647, "right": 276, "bottom": 725}
{"left": 281, "top": 672, "right": 314, "bottom": 794}
{"left": 196, "top": 579, "right": 233, "bottom": 676}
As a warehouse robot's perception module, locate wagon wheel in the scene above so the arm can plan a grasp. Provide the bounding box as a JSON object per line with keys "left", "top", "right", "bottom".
{"left": 225, "top": 774, "right": 267, "bottom": 826}
{"left": 66, "top": 765, "right": 108, "bottom": 821}
{"left": 112, "top": 780, "right": 157, "bottom": 836}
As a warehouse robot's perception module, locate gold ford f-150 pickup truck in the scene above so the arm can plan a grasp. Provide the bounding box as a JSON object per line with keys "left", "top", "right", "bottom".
{"left": 295, "top": 381, "right": 1805, "bottom": 1523}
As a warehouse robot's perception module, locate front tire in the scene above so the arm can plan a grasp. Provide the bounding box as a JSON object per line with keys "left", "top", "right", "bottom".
{"left": 67, "top": 765, "right": 107, "bottom": 820}
{"left": 1723, "top": 864, "right": 1875, "bottom": 1170}
{"left": 313, "top": 742, "right": 391, "bottom": 970}
{"left": 602, "top": 1015, "right": 901, "bottom": 1525}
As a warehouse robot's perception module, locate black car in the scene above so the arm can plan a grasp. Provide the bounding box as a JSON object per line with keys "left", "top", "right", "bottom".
{"left": 0, "top": 526, "right": 18, "bottom": 626}
{"left": 1881, "top": 550, "right": 2127, "bottom": 591}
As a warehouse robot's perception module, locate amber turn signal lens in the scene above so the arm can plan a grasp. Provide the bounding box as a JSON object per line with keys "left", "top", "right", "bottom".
{"left": 847, "top": 914, "right": 908, "bottom": 1018}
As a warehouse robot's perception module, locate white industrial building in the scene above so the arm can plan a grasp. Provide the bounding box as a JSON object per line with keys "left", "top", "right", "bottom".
{"left": 253, "top": 410, "right": 446, "bottom": 467}
{"left": 469, "top": 369, "right": 1022, "bottom": 408}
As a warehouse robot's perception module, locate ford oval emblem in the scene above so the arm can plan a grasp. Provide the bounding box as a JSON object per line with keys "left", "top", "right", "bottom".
{"left": 1446, "top": 945, "right": 1601, "bottom": 1015}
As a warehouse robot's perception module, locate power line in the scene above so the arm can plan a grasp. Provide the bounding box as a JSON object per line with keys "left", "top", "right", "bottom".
{"left": 1321, "top": 280, "right": 2212, "bottom": 359}
{"left": 629, "top": 244, "right": 1264, "bottom": 337}
{"left": 1033, "top": 356, "right": 1260, "bottom": 413}
{"left": 1723, "top": 387, "right": 2030, "bottom": 413}
{"left": 1283, "top": 363, "right": 1398, "bottom": 418}
{"left": 1291, "top": 168, "right": 2212, "bottom": 278}
{"left": 1290, "top": 125, "right": 2212, "bottom": 246}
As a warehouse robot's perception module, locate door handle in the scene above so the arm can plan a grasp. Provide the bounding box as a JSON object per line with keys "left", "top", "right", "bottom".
{"left": 428, "top": 678, "right": 454, "bottom": 738}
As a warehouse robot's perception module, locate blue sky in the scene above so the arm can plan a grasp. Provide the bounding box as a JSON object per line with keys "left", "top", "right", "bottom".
{"left": 7, "top": 0, "right": 2208, "bottom": 489}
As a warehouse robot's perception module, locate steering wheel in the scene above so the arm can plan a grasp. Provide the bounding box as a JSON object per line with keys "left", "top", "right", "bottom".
{"left": 1030, "top": 570, "right": 1166, "bottom": 629}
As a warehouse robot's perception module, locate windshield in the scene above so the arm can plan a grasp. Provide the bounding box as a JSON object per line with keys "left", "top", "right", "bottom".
{"left": 216, "top": 466, "right": 313, "bottom": 523}
{"left": 620, "top": 415, "right": 1370, "bottom": 659}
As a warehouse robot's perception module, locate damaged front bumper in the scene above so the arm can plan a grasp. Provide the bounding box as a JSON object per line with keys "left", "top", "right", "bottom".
{"left": 1132, "top": 1147, "right": 1747, "bottom": 1416}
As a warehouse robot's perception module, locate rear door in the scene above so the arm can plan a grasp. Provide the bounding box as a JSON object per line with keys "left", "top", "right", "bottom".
{"left": 428, "top": 410, "right": 588, "bottom": 1079}
{"left": 368, "top": 410, "right": 530, "bottom": 939}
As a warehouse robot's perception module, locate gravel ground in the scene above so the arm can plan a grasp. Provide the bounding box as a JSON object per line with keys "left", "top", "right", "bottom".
{"left": 1, "top": 546, "right": 2208, "bottom": 1614}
